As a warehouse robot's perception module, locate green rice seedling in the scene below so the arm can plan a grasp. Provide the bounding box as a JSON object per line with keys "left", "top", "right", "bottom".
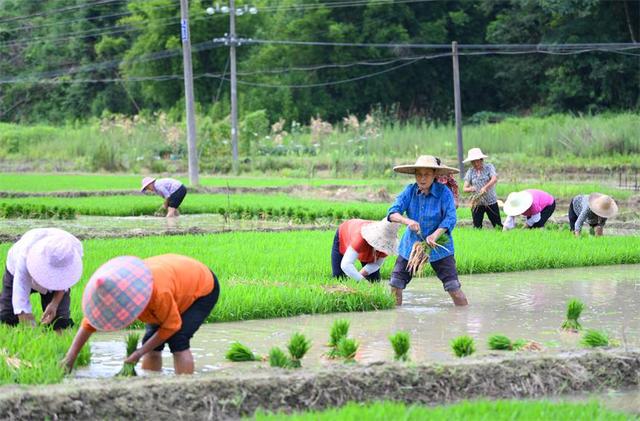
{"left": 327, "top": 319, "right": 350, "bottom": 359}
{"left": 337, "top": 337, "right": 359, "bottom": 363}
{"left": 511, "top": 339, "right": 528, "bottom": 351}
{"left": 269, "top": 347, "right": 290, "bottom": 368}
{"left": 389, "top": 331, "right": 411, "bottom": 362}
{"left": 406, "top": 233, "right": 450, "bottom": 276}
{"left": 451, "top": 335, "right": 475, "bottom": 358}
{"left": 287, "top": 333, "right": 311, "bottom": 368}
{"left": 581, "top": 329, "right": 610, "bottom": 348}
{"left": 487, "top": 334, "right": 513, "bottom": 351}
{"left": 561, "top": 299, "right": 585, "bottom": 331}
{"left": 116, "top": 333, "right": 140, "bottom": 377}
{"left": 225, "top": 342, "right": 260, "bottom": 362}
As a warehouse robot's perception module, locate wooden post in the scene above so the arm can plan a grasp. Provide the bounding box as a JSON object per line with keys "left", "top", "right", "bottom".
{"left": 452, "top": 41, "right": 464, "bottom": 179}
{"left": 229, "top": 0, "right": 239, "bottom": 174}
{"left": 180, "top": 0, "right": 199, "bottom": 185}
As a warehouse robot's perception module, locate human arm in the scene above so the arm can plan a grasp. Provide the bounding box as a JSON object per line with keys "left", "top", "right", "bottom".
{"left": 573, "top": 206, "right": 590, "bottom": 235}
{"left": 463, "top": 169, "right": 475, "bottom": 193}
{"left": 41, "top": 290, "right": 65, "bottom": 325}
{"left": 480, "top": 176, "right": 498, "bottom": 194}
{"left": 360, "top": 256, "right": 385, "bottom": 277}
{"left": 389, "top": 213, "right": 420, "bottom": 232}
{"left": 62, "top": 325, "right": 94, "bottom": 371}
{"left": 525, "top": 213, "right": 541, "bottom": 228}
{"left": 124, "top": 331, "right": 166, "bottom": 364}
{"left": 387, "top": 185, "right": 419, "bottom": 232}
{"left": 12, "top": 262, "right": 35, "bottom": 326}
{"left": 503, "top": 215, "right": 516, "bottom": 231}
{"left": 340, "top": 247, "right": 365, "bottom": 281}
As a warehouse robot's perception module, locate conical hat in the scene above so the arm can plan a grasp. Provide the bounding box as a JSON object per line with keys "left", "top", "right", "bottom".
{"left": 588, "top": 193, "right": 618, "bottom": 218}
{"left": 393, "top": 155, "right": 459, "bottom": 176}
{"left": 361, "top": 219, "right": 400, "bottom": 256}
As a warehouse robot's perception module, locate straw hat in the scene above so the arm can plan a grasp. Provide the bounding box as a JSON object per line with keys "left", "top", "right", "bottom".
{"left": 503, "top": 191, "right": 533, "bottom": 216}
{"left": 82, "top": 256, "right": 153, "bottom": 331}
{"left": 463, "top": 147, "right": 489, "bottom": 163}
{"left": 588, "top": 193, "right": 618, "bottom": 218}
{"left": 393, "top": 155, "right": 459, "bottom": 176}
{"left": 26, "top": 234, "right": 83, "bottom": 291}
{"left": 140, "top": 177, "right": 156, "bottom": 192}
{"left": 361, "top": 219, "right": 400, "bottom": 256}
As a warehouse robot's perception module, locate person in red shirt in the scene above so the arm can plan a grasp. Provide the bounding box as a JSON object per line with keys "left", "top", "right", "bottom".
{"left": 332, "top": 218, "right": 400, "bottom": 282}
{"left": 63, "top": 254, "right": 220, "bottom": 375}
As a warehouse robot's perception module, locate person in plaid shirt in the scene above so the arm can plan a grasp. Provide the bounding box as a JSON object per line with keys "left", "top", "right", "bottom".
{"left": 63, "top": 254, "right": 220, "bottom": 375}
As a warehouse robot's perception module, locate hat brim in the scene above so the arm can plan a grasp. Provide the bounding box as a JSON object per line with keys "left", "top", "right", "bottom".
{"left": 26, "top": 242, "right": 83, "bottom": 291}
{"left": 393, "top": 165, "right": 459, "bottom": 175}
{"left": 463, "top": 154, "right": 488, "bottom": 163}
{"left": 361, "top": 221, "right": 400, "bottom": 256}
{"left": 140, "top": 178, "right": 156, "bottom": 192}
{"left": 588, "top": 194, "right": 618, "bottom": 218}
{"left": 503, "top": 192, "right": 533, "bottom": 216}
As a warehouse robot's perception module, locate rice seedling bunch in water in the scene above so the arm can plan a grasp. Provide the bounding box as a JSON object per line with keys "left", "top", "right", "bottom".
{"left": 487, "top": 334, "right": 513, "bottom": 351}
{"left": 269, "top": 347, "right": 290, "bottom": 368}
{"left": 407, "top": 233, "right": 450, "bottom": 276}
{"left": 561, "top": 299, "right": 585, "bottom": 331}
{"left": 389, "top": 331, "right": 411, "bottom": 362}
{"left": 581, "top": 329, "right": 610, "bottom": 348}
{"left": 451, "top": 335, "right": 475, "bottom": 358}
{"left": 287, "top": 333, "right": 311, "bottom": 368}
{"left": 327, "top": 319, "right": 350, "bottom": 359}
{"left": 337, "top": 337, "right": 359, "bottom": 363}
{"left": 225, "top": 342, "right": 260, "bottom": 362}
{"left": 116, "top": 333, "right": 140, "bottom": 377}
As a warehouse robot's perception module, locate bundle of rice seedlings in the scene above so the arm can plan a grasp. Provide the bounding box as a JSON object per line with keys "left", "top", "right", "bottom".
{"left": 337, "top": 337, "right": 359, "bottom": 363}
{"left": 406, "top": 233, "right": 450, "bottom": 276}
{"left": 469, "top": 191, "right": 486, "bottom": 212}
{"left": 581, "top": 329, "right": 610, "bottom": 348}
{"left": 561, "top": 299, "right": 585, "bottom": 331}
{"left": 451, "top": 335, "right": 475, "bottom": 358}
{"left": 225, "top": 342, "right": 260, "bottom": 362}
{"left": 487, "top": 334, "right": 513, "bottom": 351}
{"left": 287, "top": 333, "right": 311, "bottom": 368}
{"left": 269, "top": 347, "right": 290, "bottom": 368}
{"left": 116, "top": 333, "right": 140, "bottom": 377}
{"left": 511, "top": 339, "right": 529, "bottom": 351}
{"left": 327, "top": 319, "right": 350, "bottom": 359}
{"left": 389, "top": 331, "right": 411, "bottom": 362}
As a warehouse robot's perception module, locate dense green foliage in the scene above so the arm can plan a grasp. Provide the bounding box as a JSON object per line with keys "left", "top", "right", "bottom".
{"left": 1, "top": 1, "right": 638, "bottom": 124}
{"left": 250, "top": 400, "right": 635, "bottom": 420}
{"left": 0, "top": 325, "right": 90, "bottom": 385}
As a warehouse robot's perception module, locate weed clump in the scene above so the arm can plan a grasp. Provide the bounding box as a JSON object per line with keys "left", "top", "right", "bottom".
{"left": 327, "top": 319, "right": 350, "bottom": 359}
{"left": 389, "top": 331, "right": 411, "bottom": 362}
{"left": 116, "top": 333, "right": 140, "bottom": 377}
{"left": 337, "top": 338, "right": 359, "bottom": 363}
{"left": 451, "top": 335, "right": 475, "bottom": 358}
{"left": 226, "top": 342, "right": 260, "bottom": 362}
{"left": 287, "top": 332, "right": 311, "bottom": 368}
{"left": 581, "top": 329, "right": 610, "bottom": 348}
{"left": 561, "top": 299, "right": 585, "bottom": 331}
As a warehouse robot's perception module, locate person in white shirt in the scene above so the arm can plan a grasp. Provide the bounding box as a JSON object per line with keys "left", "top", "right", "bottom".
{"left": 0, "top": 228, "right": 83, "bottom": 330}
{"left": 141, "top": 177, "right": 187, "bottom": 218}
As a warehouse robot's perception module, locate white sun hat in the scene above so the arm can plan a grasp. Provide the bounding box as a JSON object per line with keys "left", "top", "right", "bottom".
{"left": 393, "top": 155, "right": 459, "bottom": 176}
{"left": 26, "top": 234, "right": 83, "bottom": 291}
{"left": 361, "top": 219, "right": 401, "bottom": 256}
{"left": 503, "top": 191, "right": 534, "bottom": 216}
{"left": 140, "top": 177, "right": 156, "bottom": 192}
{"left": 588, "top": 193, "right": 618, "bottom": 218}
{"left": 463, "top": 147, "right": 489, "bottom": 163}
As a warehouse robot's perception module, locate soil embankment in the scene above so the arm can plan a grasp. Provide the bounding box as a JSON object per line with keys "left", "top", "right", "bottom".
{"left": 1, "top": 350, "right": 638, "bottom": 420}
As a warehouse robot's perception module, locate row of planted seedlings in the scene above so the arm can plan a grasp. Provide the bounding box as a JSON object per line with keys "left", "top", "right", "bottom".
{"left": 1, "top": 229, "right": 638, "bottom": 385}
{"left": 0, "top": 203, "right": 76, "bottom": 220}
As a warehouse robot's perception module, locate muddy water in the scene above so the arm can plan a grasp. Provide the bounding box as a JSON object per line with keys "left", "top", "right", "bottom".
{"left": 76, "top": 264, "right": 640, "bottom": 380}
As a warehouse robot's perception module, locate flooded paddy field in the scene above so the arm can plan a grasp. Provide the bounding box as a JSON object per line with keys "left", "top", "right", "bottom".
{"left": 77, "top": 264, "right": 639, "bottom": 378}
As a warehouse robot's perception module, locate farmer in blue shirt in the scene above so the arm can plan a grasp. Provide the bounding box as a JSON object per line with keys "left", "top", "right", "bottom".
{"left": 387, "top": 155, "right": 468, "bottom": 307}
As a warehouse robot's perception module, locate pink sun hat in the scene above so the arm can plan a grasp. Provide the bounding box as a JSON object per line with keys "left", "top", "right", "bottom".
{"left": 140, "top": 177, "right": 156, "bottom": 192}
{"left": 82, "top": 256, "right": 153, "bottom": 331}
{"left": 26, "top": 234, "right": 83, "bottom": 291}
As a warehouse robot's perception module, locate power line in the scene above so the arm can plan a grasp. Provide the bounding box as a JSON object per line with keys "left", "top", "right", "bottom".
{"left": 0, "top": 0, "right": 130, "bottom": 24}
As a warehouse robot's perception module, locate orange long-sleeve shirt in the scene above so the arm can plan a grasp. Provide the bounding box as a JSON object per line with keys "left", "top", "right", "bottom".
{"left": 82, "top": 254, "right": 215, "bottom": 340}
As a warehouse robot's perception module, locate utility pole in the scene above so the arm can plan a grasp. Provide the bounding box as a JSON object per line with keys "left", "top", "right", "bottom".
{"left": 180, "top": 0, "right": 199, "bottom": 185}
{"left": 229, "top": 0, "right": 239, "bottom": 174}
{"left": 451, "top": 41, "right": 464, "bottom": 179}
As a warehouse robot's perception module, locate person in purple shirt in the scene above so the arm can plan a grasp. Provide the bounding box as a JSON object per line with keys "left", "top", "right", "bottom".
{"left": 503, "top": 189, "right": 556, "bottom": 230}
{"left": 141, "top": 177, "right": 187, "bottom": 218}
{"left": 387, "top": 155, "right": 468, "bottom": 307}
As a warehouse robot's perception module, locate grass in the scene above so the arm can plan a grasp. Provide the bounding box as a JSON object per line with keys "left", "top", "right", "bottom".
{"left": 561, "top": 299, "right": 585, "bottom": 331}
{"left": 0, "top": 324, "right": 90, "bottom": 385}
{"left": 451, "top": 335, "right": 475, "bottom": 358}
{"left": 0, "top": 229, "right": 637, "bottom": 326}
{"left": 389, "top": 332, "right": 411, "bottom": 362}
{"left": 581, "top": 330, "right": 610, "bottom": 348}
{"left": 250, "top": 399, "right": 635, "bottom": 420}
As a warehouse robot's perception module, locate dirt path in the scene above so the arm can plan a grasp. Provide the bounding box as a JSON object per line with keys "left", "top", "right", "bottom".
{"left": 1, "top": 350, "right": 637, "bottom": 420}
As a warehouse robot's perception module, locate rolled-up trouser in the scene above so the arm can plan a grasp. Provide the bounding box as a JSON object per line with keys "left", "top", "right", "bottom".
{"left": 0, "top": 267, "right": 73, "bottom": 330}
{"left": 389, "top": 254, "right": 461, "bottom": 292}
{"left": 330, "top": 230, "right": 381, "bottom": 282}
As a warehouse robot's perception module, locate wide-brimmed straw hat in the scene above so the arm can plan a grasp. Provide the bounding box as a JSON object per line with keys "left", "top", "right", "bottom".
{"left": 140, "top": 177, "right": 156, "bottom": 192}
{"left": 82, "top": 256, "right": 153, "bottom": 331}
{"left": 26, "top": 234, "right": 83, "bottom": 291}
{"left": 463, "top": 147, "right": 489, "bottom": 163}
{"left": 588, "top": 193, "right": 618, "bottom": 218}
{"left": 393, "top": 155, "right": 459, "bottom": 176}
{"left": 503, "top": 191, "right": 533, "bottom": 216}
{"left": 361, "top": 219, "right": 400, "bottom": 256}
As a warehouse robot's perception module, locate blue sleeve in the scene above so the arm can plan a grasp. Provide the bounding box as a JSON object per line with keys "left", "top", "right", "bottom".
{"left": 387, "top": 184, "right": 413, "bottom": 221}
{"left": 438, "top": 187, "right": 457, "bottom": 233}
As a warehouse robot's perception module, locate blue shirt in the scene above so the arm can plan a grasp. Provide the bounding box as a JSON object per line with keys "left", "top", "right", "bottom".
{"left": 386, "top": 182, "right": 456, "bottom": 262}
